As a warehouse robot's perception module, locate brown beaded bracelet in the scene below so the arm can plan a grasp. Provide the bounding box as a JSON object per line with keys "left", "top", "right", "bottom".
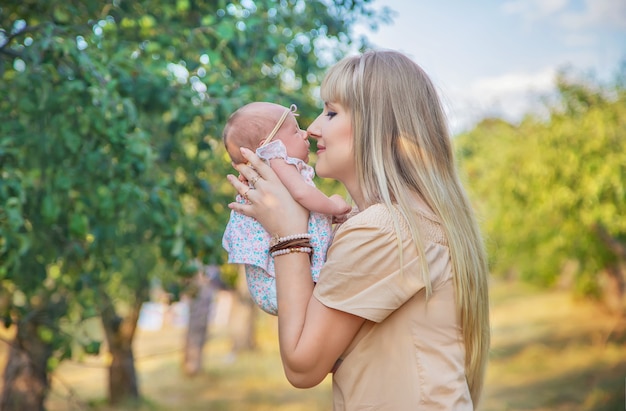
{"left": 269, "top": 238, "right": 312, "bottom": 254}
{"left": 269, "top": 233, "right": 312, "bottom": 248}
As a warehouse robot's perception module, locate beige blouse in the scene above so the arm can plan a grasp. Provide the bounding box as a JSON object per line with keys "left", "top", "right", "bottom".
{"left": 313, "top": 202, "right": 473, "bottom": 411}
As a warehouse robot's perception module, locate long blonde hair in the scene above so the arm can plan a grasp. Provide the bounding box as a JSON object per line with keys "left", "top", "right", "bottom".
{"left": 320, "top": 50, "right": 490, "bottom": 407}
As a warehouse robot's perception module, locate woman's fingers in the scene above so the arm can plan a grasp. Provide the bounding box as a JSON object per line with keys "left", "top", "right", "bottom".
{"left": 227, "top": 147, "right": 309, "bottom": 235}
{"left": 226, "top": 174, "right": 255, "bottom": 215}
{"left": 226, "top": 174, "right": 249, "bottom": 198}
{"left": 236, "top": 147, "right": 274, "bottom": 182}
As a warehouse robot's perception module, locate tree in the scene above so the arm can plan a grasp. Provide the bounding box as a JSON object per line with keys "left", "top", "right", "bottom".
{"left": 0, "top": 0, "right": 388, "bottom": 408}
{"left": 182, "top": 264, "right": 222, "bottom": 377}
{"left": 456, "top": 66, "right": 626, "bottom": 309}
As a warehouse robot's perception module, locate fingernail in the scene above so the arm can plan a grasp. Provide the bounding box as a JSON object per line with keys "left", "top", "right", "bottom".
{"left": 240, "top": 147, "right": 251, "bottom": 155}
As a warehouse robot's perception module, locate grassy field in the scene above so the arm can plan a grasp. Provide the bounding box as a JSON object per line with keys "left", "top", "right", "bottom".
{"left": 482, "top": 282, "right": 624, "bottom": 411}
{"left": 1, "top": 280, "right": 625, "bottom": 410}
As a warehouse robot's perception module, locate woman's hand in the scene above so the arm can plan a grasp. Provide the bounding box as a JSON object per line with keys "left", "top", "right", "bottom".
{"left": 229, "top": 148, "right": 365, "bottom": 389}
{"left": 227, "top": 147, "right": 310, "bottom": 237}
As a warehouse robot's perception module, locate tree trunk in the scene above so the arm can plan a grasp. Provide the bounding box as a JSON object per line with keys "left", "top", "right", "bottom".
{"left": 0, "top": 319, "right": 52, "bottom": 411}
{"left": 99, "top": 290, "right": 143, "bottom": 405}
{"left": 182, "top": 265, "right": 220, "bottom": 376}
{"left": 601, "top": 264, "right": 626, "bottom": 314}
{"left": 108, "top": 340, "right": 139, "bottom": 403}
{"left": 594, "top": 223, "right": 626, "bottom": 313}
{"left": 230, "top": 265, "right": 258, "bottom": 352}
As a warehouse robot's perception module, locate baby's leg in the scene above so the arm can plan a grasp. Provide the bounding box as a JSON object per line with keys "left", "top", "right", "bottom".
{"left": 244, "top": 265, "right": 278, "bottom": 315}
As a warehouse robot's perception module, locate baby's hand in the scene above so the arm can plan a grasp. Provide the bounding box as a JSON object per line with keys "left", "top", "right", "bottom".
{"left": 329, "top": 194, "right": 352, "bottom": 217}
{"left": 332, "top": 203, "right": 359, "bottom": 225}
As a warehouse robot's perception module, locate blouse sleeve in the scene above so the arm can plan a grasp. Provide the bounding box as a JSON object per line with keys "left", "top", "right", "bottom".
{"left": 256, "top": 140, "right": 287, "bottom": 161}
{"left": 313, "top": 206, "right": 426, "bottom": 322}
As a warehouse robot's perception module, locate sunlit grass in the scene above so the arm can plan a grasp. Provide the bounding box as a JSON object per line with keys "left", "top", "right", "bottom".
{"left": 45, "top": 310, "right": 332, "bottom": 411}
{"left": 482, "top": 280, "right": 625, "bottom": 411}
{"left": 1, "top": 282, "right": 624, "bottom": 410}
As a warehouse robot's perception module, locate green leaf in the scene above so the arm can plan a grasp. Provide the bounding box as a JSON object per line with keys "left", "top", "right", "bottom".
{"left": 42, "top": 195, "right": 60, "bottom": 224}
{"left": 69, "top": 213, "right": 88, "bottom": 237}
{"left": 38, "top": 326, "right": 55, "bottom": 343}
{"left": 83, "top": 340, "right": 101, "bottom": 355}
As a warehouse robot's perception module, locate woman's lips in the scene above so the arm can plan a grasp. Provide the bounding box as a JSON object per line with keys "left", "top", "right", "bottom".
{"left": 317, "top": 145, "right": 326, "bottom": 154}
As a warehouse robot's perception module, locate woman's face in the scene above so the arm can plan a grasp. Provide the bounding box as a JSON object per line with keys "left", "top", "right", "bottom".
{"left": 307, "top": 101, "right": 355, "bottom": 186}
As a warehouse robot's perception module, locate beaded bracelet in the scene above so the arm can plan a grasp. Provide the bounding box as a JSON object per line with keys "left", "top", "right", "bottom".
{"left": 270, "top": 247, "right": 313, "bottom": 258}
{"left": 270, "top": 233, "right": 312, "bottom": 248}
{"left": 269, "top": 238, "right": 312, "bottom": 255}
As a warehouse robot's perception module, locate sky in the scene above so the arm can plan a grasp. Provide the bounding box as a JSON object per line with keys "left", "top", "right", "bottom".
{"left": 353, "top": 0, "right": 626, "bottom": 133}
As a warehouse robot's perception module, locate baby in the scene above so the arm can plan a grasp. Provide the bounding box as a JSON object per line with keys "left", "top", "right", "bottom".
{"left": 222, "top": 102, "right": 350, "bottom": 315}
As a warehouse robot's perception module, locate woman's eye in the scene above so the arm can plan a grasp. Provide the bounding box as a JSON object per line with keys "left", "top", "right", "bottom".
{"left": 326, "top": 111, "right": 337, "bottom": 119}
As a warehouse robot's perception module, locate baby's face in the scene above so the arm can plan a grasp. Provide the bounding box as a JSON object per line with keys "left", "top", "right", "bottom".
{"left": 273, "top": 114, "right": 310, "bottom": 163}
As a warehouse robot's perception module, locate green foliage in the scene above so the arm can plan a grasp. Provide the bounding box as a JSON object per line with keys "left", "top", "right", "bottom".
{"left": 457, "top": 66, "right": 626, "bottom": 295}
{"left": 0, "top": 0, "right": 387, "bottom": 399}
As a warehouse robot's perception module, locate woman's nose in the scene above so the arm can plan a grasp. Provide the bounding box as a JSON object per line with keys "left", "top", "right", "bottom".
{"left": 307, "top": 120, "right": 321, "bottom": 140}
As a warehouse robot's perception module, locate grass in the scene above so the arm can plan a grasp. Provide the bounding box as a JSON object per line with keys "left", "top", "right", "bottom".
{"left": 482, "top": 282, "right": 625, "bottom": 411}
{"left": 1, "top": 280, "right": 625, "bottom": 410}
{"left": 40, "top": 311, "right": 332, "bottom": 411}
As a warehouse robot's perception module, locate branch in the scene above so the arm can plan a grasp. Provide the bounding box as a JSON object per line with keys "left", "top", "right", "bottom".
{"left": 0, "top": 23, "right": 41, "bottom": 50}
{"left": 593, "top": 222, "right": 626, "bottom": 260}
{"left": 0, "top": 47, "right": 23, "bottom": 59}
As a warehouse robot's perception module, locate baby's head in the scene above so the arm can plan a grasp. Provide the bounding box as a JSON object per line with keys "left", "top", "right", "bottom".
{"left": 223, "top": 102, "right": 309, "bottom": 164}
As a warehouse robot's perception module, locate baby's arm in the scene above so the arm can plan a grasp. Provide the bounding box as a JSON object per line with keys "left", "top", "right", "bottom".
{"left": 270, "top": 159, "right": 350, "bottom": 216}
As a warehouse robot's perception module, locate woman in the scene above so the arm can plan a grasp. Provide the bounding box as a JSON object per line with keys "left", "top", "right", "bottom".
{"left": 227, "top": 49, "right": 490, "bottom": 410}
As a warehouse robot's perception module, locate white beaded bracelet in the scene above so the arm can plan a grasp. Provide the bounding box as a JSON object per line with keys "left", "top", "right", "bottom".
{"left": 270, "top": 233, "right": 312, "bottom": 248}
{"left": 270, "top": 247, "right": 312, "bottom": 258}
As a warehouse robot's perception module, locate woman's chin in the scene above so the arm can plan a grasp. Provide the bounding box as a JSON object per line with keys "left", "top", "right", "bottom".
{"left": 314, "top": 164, "right": 328, "bottom": 178}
